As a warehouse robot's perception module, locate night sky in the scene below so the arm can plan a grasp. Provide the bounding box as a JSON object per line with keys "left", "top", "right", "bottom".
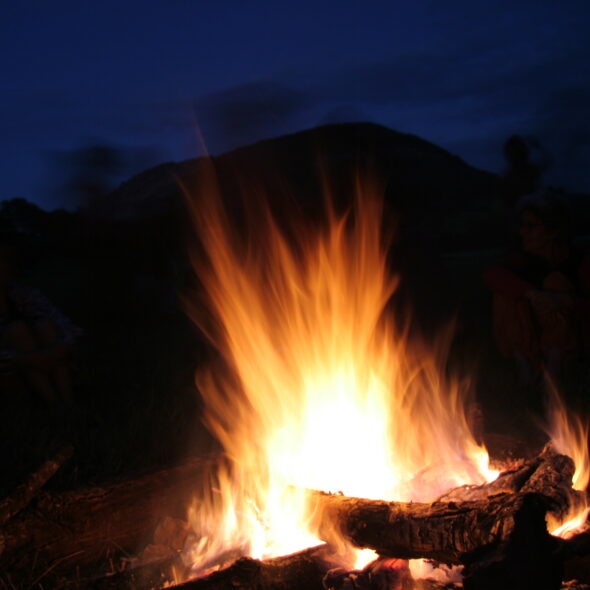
{"left": 2, "top": 0, "right": 589, "bottom": 210}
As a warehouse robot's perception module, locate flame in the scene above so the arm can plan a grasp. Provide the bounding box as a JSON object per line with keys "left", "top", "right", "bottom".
{"left": 183, "top": 161, "right": 495, "bottom": 572}
{"left": 546, "top": 382, "right": 590, "bottom": 538}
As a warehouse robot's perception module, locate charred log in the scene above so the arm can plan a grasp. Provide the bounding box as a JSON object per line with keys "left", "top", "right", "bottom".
{"left": 169, "top": 545, "right": 331, "bottom": 590}
{"left": 322, "top": 557, "right": 412, "bottom": 590}
{"left": 436, "top": 445, "right": 578, "bottom": 513}
{"left": 435, "top": 456, "right": 543, "bottom": 502}
{"left": 460, "top": 493, "right": 562, "bottom": 590}
{"left": 308, "top": 489, "right": 556, "bottom": 564}
{"left": 519, "top": 446, "right": 582, "bottom": 524}
{"left": 1, "top": 447, "right": 585, "bottom": 589}
{"left": 0, "top": 445, "right": 73, "bottom": 527}
{"left": 0, "top": 457, "right": 211, "bottom": 579}
{"left": 308, "top": 486, "right": 570, "bottom": 590}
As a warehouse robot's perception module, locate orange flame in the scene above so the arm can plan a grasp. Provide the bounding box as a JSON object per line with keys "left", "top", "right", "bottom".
{"left": 546, "top": 382, "right": 590, "bottom": 538}
{"left": 183, "top": 162, "right": 496, "bottom": 571}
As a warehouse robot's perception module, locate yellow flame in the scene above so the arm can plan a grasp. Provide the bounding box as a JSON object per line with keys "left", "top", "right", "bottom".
{"left": 546, "top": 382, "right": 590, "bottom": 537}
{"left": 183, "top": 162, "right": 495, "bottom": 571}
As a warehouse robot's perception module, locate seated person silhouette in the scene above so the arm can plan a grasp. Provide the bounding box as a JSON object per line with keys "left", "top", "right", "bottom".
{"left": 483, "top": 190, "right": 590, "bottom": 383}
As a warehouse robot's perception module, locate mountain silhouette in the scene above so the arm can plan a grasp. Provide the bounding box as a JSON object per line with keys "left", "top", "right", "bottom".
{"left": 103, "top": 122, "right": 504, "bottom": 250}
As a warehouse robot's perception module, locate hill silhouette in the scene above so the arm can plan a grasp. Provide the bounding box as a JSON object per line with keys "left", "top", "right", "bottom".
{"left": 103, "top": 122, "right": 504, "bottom": 250}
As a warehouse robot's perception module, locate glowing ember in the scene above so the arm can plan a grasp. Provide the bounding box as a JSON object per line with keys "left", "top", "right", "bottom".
{"left": 182, "top": 162, "right": 497, "bottom": 574}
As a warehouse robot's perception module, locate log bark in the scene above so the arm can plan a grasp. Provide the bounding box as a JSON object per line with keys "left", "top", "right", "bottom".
{"left": 0, "top": 456, "right": 213, "bottom": 579}
{"left": 169, "top": 545, "right": 330, "bottom": 590}
{"left": 1, "top": 446, "right": 582, "bottom": 589}
{"left": 435, "top": 456, "right": 542, "bottom": 502}
{"left": 307, "top": 489, "right": 565, "bottom": 589}
{"left": 307, "top": 489, "right": 552, "bottom": 564}
{"left": 520, "top": 446, "right": 582, "bottom": 524}
{"left": 436, "top": 445, "right": 576, "bottom": 509}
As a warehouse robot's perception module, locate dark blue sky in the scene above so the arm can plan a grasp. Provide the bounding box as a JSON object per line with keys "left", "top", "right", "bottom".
{"left": 2, "top": 0, "right": 589, "bottom": 210}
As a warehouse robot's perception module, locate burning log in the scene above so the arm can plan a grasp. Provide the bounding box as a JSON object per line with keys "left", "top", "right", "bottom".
{"left": 435, "top": 454, "right": 543, "bottom": 503}
{"left": 519, "top": 446, "right": 583, "bottom": 523}
{"left": 170, "top": 545, "right": 331, "bottom": 590}
{"left": 436, "top": 444, "right": 578, "bottom": 510}
{"left": 322, "top": 557, "right": 412, "bottom": 590}
{"left": 306, "top": 458, "right": 580, "bottom": 590}
{"left": 1, "top": 447, "right": 585, "bottom": 589}
{"left": 307, "top": 489, "right": 554, "bottom": 565}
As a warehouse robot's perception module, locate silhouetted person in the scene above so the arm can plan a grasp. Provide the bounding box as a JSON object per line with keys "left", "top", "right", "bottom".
{"left": 502, "top": 135, "right": 552, "bottom": 207}
{"left": 483, "top": 190, "right": 590, "bottom": 384}
{"left": 0, "top": 247, "right": 79, "bottom": 404}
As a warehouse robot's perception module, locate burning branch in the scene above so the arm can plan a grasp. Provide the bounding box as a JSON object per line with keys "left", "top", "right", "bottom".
{"left": 0, "top": 445, "right": 73, "bottom": 529}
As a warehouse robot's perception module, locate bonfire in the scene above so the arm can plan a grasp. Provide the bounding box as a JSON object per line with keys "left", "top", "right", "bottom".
{"left": 1, "top": 159, "right": 589, "bottom": 590}
{"left": 178, "top": 160, "right": 590, "bottom": 590}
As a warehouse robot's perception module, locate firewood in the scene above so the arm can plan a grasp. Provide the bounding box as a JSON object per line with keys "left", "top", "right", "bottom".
{"left": 0, "top": 456, "right": 212, "bottom": 579}
{"left": 169, "top": 544, "right": 331, "bottom": 590}
{"left": 322, "top": 557, "right": 412, "bottom": 590}
{"left": 460, "top": 496, "right": 562, "bottom": 590}
{"left": 435, "top": 455, "right": 542, "bottom": 503}
{"left": 308, "top": 489, "right": 557, "bottom": 564}
{"left": 0, "top": 444, "right": 73, "bottom": 527}
{"left": 1, "top": 446, "right": 583, "bottom": 589}
{"left": 435, "top": 444, "right": 575, "bottom": 508}
{"left": 519, "top": 446, "right": 583, "bottom": 524}
{"left": 307, "top": 477, "right": 569, "bottom": 590}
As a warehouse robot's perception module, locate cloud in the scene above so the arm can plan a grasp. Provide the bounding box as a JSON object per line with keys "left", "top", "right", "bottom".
{"left": 536, "top": 87, "right": 590, "bottom": 149}
{"left": 531, "top": 86, "right": 590, "bottom": 191}
{"left": 193, "top": 81, "right": 314, "bottom": 151}
{"left": 319, "top": 104, "right": 369, "bottom": 125}
{"left": 303, "top": 41, "right": 586, "bottom": 110}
